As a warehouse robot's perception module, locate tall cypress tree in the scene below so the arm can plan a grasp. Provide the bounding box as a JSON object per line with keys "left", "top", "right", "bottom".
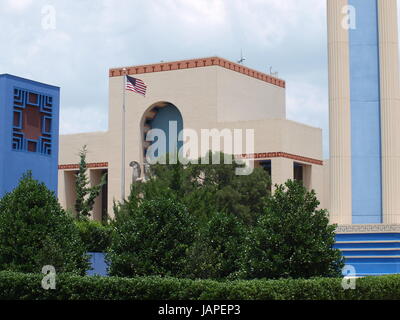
{"left": 75, "top": 145, "right": 107, "bottom": 220}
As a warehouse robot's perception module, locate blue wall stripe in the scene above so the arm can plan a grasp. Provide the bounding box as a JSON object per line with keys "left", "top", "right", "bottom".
{"left": 348, "top": 0, "right": 382, "bottom": 224}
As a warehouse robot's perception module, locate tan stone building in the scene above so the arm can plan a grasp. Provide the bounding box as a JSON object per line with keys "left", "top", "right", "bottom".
{"left": 58, "top": 57, "right": 324, "bottom": 220}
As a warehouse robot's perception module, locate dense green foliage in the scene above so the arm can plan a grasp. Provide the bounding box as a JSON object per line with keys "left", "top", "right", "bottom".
{"left": 186, "top": 211, "right": 246, "bottom": 280}
{"left": 109, "top": 154, "right": 342, "bottom": 280}
{"left": 124, "top": 152, "right": 271, "bottom": 226}
{"left": 2, "top": 271, "right": 400, "bottom": 300}
{"left": 0, "top": 152, "right": 341, "bottom": 284}
{"left": 0, "top": 172, "right": 89, "bottom": 274}
{"left": 75, "top": 145, "right": 107, "bottom": 220}
{"left": 75, "top": 219, "right": 112, "bottom": 252}
{"left": 107, "top": 198, "right": 195, "bottom": 277}
{"left": 240, "top": 180, "right": 344, "bottom": 279}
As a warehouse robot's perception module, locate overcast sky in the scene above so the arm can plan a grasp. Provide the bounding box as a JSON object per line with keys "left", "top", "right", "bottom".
{"left": 2, "top": 0, "right": 397, "bottom": 159}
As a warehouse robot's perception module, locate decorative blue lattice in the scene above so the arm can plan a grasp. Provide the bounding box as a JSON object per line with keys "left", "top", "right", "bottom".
{"left": 12, "top": 87, "right": 53, "bottom": 155}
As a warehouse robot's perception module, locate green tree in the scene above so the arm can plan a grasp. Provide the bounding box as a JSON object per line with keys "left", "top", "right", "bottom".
{"left": 75, "top": 145, "right": 107, "bottom": 220}
{"left": 126, "top": 151, "right": 271, "bottom": 226}
{"left": 75, "top": 219, "right": 112, "bottom": 252}
{"left": 107, "top": 197, "right": 195, "bottom": 277}
{"left": 240, "top": 180, "right": 344, "bottom": 279}
{"left": 0, "top": 172, "right": 89, "bottom": 274}
{"left": 186, "top": 211, "right": 246, "bottom": 280}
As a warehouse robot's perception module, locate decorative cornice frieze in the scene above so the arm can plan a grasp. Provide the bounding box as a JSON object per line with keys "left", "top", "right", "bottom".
{"left": 336, "top": 224, "right": 400, "bottom": 233}
{"left": 109, "top": 57, "right": 286, "bottom": 88}
{"left": 235, "top": 152, "right": 323, "bottom": 166}
{"left": 58, "top": 162, "right": 108, "bottom": 170}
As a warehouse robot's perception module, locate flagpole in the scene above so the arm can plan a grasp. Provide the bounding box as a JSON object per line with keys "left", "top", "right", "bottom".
{"left": 121, "top": 69, "right": 127, "bottom": 201}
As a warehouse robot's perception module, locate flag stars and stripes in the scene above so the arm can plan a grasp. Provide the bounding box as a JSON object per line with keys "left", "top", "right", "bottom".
{"left": 125, "top": 75, "right": 147, "bottom": 96}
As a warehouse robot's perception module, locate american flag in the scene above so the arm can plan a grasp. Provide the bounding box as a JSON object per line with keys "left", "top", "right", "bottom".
{"left": 125, "top": 75, "right": 147, "bottom": 96}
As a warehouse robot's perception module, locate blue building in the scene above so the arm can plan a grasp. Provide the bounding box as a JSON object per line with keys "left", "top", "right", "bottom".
{"left": 0, "top": 74, "right": 60, "bottom": 196}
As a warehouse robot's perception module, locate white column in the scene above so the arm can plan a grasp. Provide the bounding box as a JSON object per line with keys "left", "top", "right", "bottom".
{"left": 327, "top": 0, "right": 352, "bottom": 224}
{"left": 378, "top": 0, "right": 400, "bottom": 224}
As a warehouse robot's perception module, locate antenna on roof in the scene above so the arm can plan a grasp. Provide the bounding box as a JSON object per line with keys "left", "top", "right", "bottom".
{"left": 237, "top": 49, "right": 246, "bottom": 65}
{"left": 269, "top": 66, "right": 279, "bottom": 78}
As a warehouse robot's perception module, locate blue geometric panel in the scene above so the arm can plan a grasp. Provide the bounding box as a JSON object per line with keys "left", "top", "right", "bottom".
{"left": 12, "top": 87, "right": 53, "bottom": 156}
{"left": 0, "top": 73, "right": 60, "bottom": 197}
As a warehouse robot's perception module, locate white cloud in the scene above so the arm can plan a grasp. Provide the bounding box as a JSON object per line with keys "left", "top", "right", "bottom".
{"left": 0, "top": 0, "right": 331, "bottom": 157}
{"left": 5, "top": 0, "right": 33, "bottom": 11}
{"left": 155, "top": 0, "right": 227, "bottom": 25}
{"left": 60, "top": 106, "right": 107, "bottom": 134}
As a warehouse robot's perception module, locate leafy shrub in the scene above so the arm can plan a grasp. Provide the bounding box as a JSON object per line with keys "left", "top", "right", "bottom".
{"left": 107, "top": 198, "right": 195, "bottom": 277}
{"left": 112, "top": 154, "right": 340, "bottom": 280}
{"left": 126, "top": 152, "right": 271, "bottom": 226}
{"left": 186, "top": 211, "right": 246, "bottom": 280}
{"left": 0, "top": 172, "right": 89, "bottom": 275}
{"left": 75, "top": 219, "right": 112, "bottom": 252}
{"left": 240, "top": 180, "right": 344, "bottom": 279}
{"left": 2, "top": 271, "right": 400, "bottom": 300}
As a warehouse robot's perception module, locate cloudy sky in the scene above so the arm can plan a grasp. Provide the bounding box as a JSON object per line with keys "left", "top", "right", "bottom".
{"left": 1, "top": 0, "right": 392, "bottom": 159}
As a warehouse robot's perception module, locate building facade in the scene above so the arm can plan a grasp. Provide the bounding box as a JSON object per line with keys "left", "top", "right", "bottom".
{"left": 0, "top": 74, "right": 60, "bottom": 196}
{"left": 58, "top": 57, "right": 324, "bottom": 220}
{"left": 58, "top": 0, "right": 400, "bottom": 231}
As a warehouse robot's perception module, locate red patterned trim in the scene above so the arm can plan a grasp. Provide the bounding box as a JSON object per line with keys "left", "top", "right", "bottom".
{"left": 58, "top": 162, "right": 109, "bottom": 170}
{"left": 109, "top": 57, "right": 285, "bottom": 88}
{"left": 235, "top": 152, "right": 323, "bottom": 166}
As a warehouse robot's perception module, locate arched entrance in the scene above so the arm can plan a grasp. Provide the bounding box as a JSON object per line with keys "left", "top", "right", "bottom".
{"left": 141, "top": 101, "right": 183, "bottom": 163}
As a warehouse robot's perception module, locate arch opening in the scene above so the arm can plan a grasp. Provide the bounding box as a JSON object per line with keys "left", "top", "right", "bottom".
{"left": 141, "top": 102, "right": 183, "bottom": 163}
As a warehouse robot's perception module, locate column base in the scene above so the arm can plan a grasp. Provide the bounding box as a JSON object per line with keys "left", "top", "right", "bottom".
{"left": 335, "top": 224, "right": 400, "bottom": 276}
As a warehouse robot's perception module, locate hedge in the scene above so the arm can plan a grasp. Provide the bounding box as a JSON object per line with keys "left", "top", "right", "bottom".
{"left": 2, "top": 271, "right": 400, "bottom": 300}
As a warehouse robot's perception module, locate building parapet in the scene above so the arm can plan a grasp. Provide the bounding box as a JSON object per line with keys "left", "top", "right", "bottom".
{"left": 109, "top": 57, "right": 286, "bottom": 88}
